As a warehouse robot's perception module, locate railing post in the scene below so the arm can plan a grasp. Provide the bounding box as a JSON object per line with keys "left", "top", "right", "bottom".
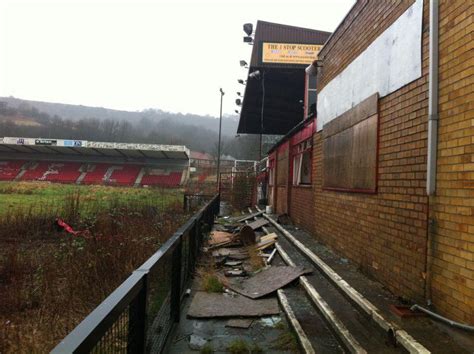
{"left": 127, "top": 274, "right": 147, "bottom": 354}
{"left": 170, "top": 240, "right": 182, "bottom": 323}
{"left": 189, "top": 221, "right": 198, "bottom": 274}
{"left": 183, "top": 194, "right": 188, "bottom": 212}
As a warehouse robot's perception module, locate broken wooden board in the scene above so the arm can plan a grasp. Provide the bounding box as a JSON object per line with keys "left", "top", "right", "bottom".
{"left": 212, "top": 248, "right": 249, "bottom": 260}
{"left": 224, "top": 269, "right": 247, "bottom": 277}
{"left": 225, "top": 319, "right": 254, "bottom": 329}
{"left": 256, "top": 240, "right": 276, "bottom": 251}
{"left": 227, "top": 266, "right": 311, "bottom": 299}
{"left": 209, "top": 231, "right": 234, "bottom": 246}
{"left": 248, "top": 218, "right": 269, "bottom": 230}
{"left": 237, "top": 211, "right": 264, "bottom": 223}
{"left": 239, "top": 225, "right": 256, "bottom": 245}
{"left": 187, "top": 292, "right": 279, "bottom": 318}
{"left": 260, "top": 233, "right": 277, "bottom": 242}
{"left": 224, "top": 260, "right": 243, "bottom": 267}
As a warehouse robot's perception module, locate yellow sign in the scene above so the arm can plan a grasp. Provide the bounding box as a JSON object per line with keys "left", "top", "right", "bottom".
{"left": 261, "top": 42, "right": 323, "bottom": 65}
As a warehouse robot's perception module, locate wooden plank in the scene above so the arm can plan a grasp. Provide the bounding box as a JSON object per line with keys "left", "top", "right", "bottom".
{"left": 248, "top": 218, "right": 269, "bottom": 230}
{"left": 237, "top": 211, "right": 264, "bottom": 222}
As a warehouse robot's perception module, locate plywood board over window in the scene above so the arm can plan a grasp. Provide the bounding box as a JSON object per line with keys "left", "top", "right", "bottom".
{"left": 277, "top": 144, "right": 289, "bottom": 187}
{"left": 322, "top": 93, "right": 378, "bottom": 192}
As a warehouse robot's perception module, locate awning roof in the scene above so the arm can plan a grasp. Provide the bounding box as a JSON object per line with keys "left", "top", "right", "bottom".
{"left": 0, "top": 137, "right": 190, "bottom": 160}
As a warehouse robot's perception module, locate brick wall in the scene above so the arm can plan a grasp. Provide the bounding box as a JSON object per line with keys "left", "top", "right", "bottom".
{"left": 430, "top": 1, "right": 474, "bottom": 324}
{"left": 312, "top": 0, "right": 430, "bottom": 302}
{"left": 276, "top": 186, "right": 287, "bottom": 214}
{"left": 289, "top": 186, "right": 314, "bottom": 233}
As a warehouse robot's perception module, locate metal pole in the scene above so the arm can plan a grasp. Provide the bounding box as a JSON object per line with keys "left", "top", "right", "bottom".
{"left": 217, "top": 88, "right": 224, "bottom": 190}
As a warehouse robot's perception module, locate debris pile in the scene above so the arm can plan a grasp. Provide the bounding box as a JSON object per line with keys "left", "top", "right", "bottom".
{"left": 183, "top": 210, "right": 311, "bottom": 351}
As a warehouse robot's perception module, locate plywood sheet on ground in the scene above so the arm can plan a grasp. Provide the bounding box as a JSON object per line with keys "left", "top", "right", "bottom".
{"left": 228, "top": 266, "right": 310, "bottom": 299}
{"left": 187, "top": 292, "right": 279, "bottom": 318}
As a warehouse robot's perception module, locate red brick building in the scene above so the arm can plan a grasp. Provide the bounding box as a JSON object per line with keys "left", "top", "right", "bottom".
{"left": 259, "top": 0, "right": 473, "bottom": 325}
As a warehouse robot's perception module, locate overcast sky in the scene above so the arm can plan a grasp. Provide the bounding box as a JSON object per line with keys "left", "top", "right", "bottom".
{"left": 0, "top": 0, "right": 354, "bottom": 117}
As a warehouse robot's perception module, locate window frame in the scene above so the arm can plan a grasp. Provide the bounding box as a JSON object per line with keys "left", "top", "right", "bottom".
{"left": 292, "top": 139, "right": 312, "bottom": 186}
{"left": 304, "top": 73, "right": 317, "bottom": 119}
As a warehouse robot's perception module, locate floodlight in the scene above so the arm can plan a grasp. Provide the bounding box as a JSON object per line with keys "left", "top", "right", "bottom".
{"left": 238, "top": 79, "right": 246, "bottom": 85}
{"left": 248, "top": 70, "right": 261, "bottom": 79}
{"left": 240, "top": 60, "right": 248, "bottom": 67}
{"left": 243, "top": 36, "right": 253, "bottom": 43}
{"left": 243, "top": 23, "right": 253, "bottom": 36}
{"left": 235, "top": 99, "right": 242, "bottom": 106}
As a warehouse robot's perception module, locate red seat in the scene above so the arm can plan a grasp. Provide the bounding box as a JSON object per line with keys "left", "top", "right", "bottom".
{"left": 81, "top": 164, "right": 111, "bottom": 185}
{"left": 141, "top": 171, "right": 182, "bottom": 187}
{"left": 44, "top": 163, "right": 82, "bottom": 183}
{"left": 20, "top": 162, "right": 50, "bottom": 181}
{"left": 108, "top": 165, "right": 141, "bottom": 186}
{"left": 0, "top": 160, "right": 25, "bottom": 181}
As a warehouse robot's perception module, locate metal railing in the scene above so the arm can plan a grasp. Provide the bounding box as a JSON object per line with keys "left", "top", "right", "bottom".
{"left": 52, "top": 194, "right": 220, "bottom": 354}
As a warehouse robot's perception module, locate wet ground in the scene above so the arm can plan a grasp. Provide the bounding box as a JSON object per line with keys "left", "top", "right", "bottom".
{"left": 163, "top": 205, "right": 474, "bottom": 353}
{"left": 267, "top": 214, "right": 474, "bottom": 354}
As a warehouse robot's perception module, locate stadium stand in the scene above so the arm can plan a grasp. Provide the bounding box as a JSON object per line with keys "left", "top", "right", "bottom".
{"left": 0, "top": 160, "right": 25, "bottom": 181}
{"left": 81, "top": 163, "right": 111, "bottom": 185}
{"left": 141, "top": 170, "right": 183, "bottom": 187}
{"left": 108, "top": 165, "right": 142, "bottom": 186}
{"left": 0, "top": 137, "right": 190, "bottom": 188}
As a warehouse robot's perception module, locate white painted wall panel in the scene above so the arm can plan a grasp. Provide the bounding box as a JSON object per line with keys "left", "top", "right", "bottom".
{"left": 317, "top": 0, "right": 423, "bottom": 131}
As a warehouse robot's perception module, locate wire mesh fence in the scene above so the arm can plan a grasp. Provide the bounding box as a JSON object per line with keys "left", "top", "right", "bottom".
{"left": 219, "top": 171, "right": 257, "bottom": 210}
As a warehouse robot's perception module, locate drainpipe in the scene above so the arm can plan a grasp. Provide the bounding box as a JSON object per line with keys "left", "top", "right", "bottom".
{"left": 427, "top": 0, "right": 439, "bottom": 195}
{"left": 424, "top": 0, "right": 439, "bottom": 309}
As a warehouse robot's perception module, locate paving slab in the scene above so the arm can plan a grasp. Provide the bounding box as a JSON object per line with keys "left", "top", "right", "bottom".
{"left": 187, "top": 291, "right": 279, "bottom": 318}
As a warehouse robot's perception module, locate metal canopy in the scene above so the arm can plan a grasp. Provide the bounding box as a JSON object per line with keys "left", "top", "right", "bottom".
{"left": 237, "top": 20, "right": 331, "bottom": 135}
{"left": 238, "top": 68, "right": 306, "bottom": 134}
{"left": 0, "top": 137, "right": 190, "bottom": 161}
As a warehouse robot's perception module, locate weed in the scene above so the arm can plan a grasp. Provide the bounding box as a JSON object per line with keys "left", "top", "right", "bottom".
{"left": 250, "top": 342, "right": 264, "bottom": 353}
{"left": 273, "top": 321, "right": 285, "bottom": 330}
{"left": 200, "top": 343, "right": 214, "bottom": 353}
{"left": 0, "top": 182, "right": 187, "bottom": 352}
{"left": 247, "top": 246, "right": 265, "bottom": 271}
{"left": 271, "top": 332, "right": 299, "bottom": 352}
{"left": 227, "top": 339, "right": 249, "bottom": 354}
{"left": 202, "top": 274, "right": 224, "bottom": 293}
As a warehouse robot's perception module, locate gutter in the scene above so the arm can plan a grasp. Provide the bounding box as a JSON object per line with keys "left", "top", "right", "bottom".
{"left": 427, "top": 0, "right": 439, "bottom": 195}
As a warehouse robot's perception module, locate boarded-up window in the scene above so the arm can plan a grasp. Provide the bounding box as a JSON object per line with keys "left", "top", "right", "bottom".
{"left": 268, "top": 157, "right": 275, "bottom": 186}
{"left": 322, "top": 93, "right": 378, "bottom": 192}
{"left": 277, "top": 144, "right": 289, "bottom": 186}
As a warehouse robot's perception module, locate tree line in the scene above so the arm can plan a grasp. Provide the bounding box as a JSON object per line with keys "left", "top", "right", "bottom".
{"left": 0, "top": 101, "right": 278, "bottom": 160}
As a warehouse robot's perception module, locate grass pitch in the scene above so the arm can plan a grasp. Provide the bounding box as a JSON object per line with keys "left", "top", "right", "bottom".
{"left": 0, "top": 181, "right": 182, "bottom": 215}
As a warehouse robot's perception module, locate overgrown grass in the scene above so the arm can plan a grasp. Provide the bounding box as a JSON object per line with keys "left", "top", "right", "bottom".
{"left": 0, "top": 181, "right": 182, "bottom": 216}
{"left": 0, "top": 183, "right": 187, "bottom": 353}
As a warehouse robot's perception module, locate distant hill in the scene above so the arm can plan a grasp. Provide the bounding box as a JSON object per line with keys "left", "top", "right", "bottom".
{"left": 0, "top": 96, "right": 239, "bottom": 137}
{"left": 0, "top": 96, "right": 269, "bottom": 160}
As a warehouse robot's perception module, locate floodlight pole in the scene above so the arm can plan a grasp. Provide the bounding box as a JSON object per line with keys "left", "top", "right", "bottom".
{"left": 217, "top": 88, "right": 225, "bottom": 190}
